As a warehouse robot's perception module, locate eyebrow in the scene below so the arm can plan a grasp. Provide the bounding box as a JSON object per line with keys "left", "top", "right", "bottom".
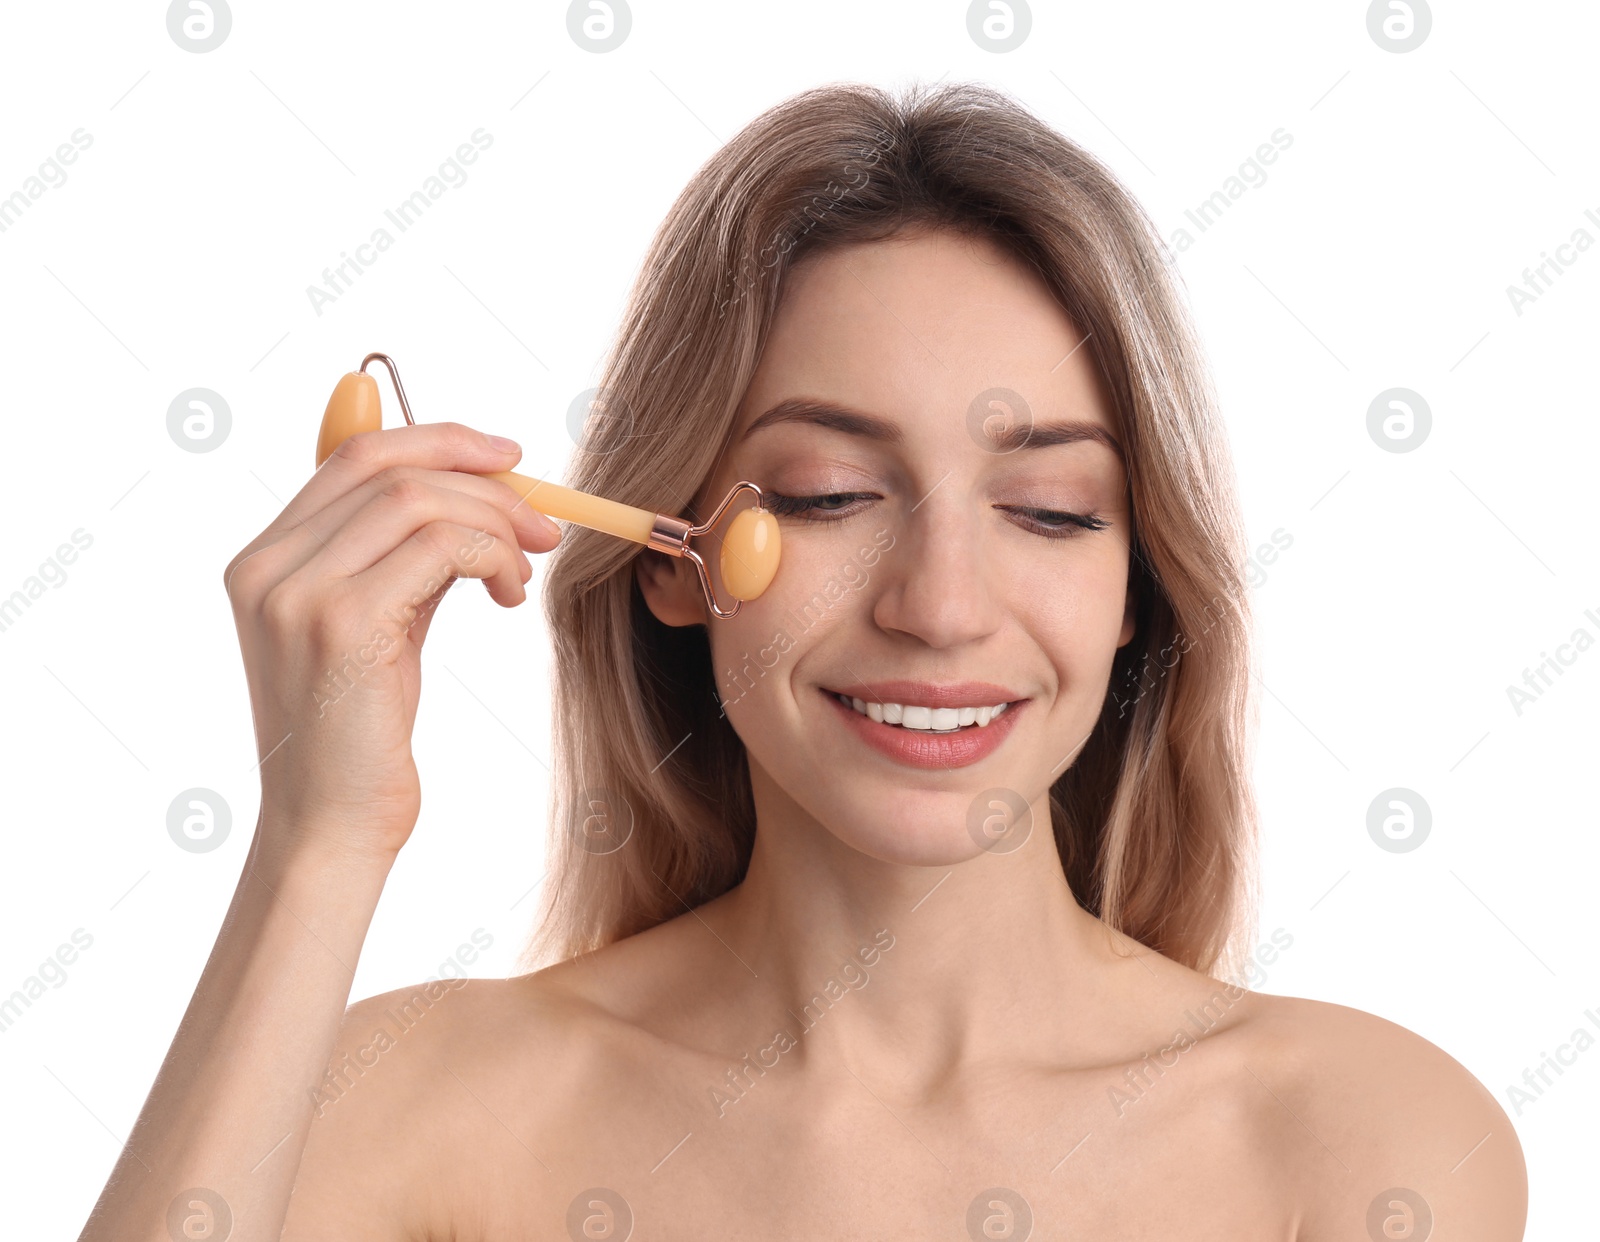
{"left": 740, "top": 396, "right": 1123, "bottom": 458}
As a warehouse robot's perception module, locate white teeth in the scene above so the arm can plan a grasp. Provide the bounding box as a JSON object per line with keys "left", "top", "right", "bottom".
{"left": 836, "top": 693, "right": 1011, "bottom": 731}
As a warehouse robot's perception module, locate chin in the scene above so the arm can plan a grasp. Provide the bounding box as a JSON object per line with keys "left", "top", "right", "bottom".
{"left": 819, "top": 804, "right": 1003, "bottom": 869}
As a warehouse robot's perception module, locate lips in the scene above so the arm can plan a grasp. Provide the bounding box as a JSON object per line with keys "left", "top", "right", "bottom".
{"left": 820, "top": 685, "right": 1026, "bottom": 770}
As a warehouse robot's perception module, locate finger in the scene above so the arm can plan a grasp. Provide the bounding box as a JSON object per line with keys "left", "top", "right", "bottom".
{"left": 343, "top": 520, "right": 531, "bottom": 630}
{"left": 297, "top": 486, "right": 534, "bottom": 605}
{"left": 267, "top": 469, "right": 554, "bottom": 585}
{"left": 228, "top": 422, "right": 527, "bottom": 577}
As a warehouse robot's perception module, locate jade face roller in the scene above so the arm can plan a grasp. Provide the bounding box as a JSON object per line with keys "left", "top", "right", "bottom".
{"left": 316, "top": 353, "right": 780, "bottom": 619}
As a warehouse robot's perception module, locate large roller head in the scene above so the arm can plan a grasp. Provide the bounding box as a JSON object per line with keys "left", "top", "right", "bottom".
{"left": 720, "top": 506, "right": 780, "bottom": 602}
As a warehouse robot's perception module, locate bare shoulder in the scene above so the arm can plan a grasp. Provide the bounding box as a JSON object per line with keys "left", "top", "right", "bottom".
{"left": 1235, "top": 992, "right": 1528, "bottom": 1242}
{"left": 282, "top": 941, "right": 683, "bottom": 1241}
{"left": 282, "top": 969, "right": 592, "bottom": 1241}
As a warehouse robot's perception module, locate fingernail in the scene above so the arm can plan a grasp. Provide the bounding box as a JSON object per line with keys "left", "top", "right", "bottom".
{"left": 487, "top": 434, "right": 521, "bottom": 453}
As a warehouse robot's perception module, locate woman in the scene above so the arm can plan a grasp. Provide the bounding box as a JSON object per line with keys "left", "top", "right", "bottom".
{"left": 80, "top": 81, "right": 1526, "bottom": 1241}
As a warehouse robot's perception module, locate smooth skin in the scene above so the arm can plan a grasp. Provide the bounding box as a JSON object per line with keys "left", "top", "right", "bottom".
{"left": 80, "top": 228, "right": 1527, "bottom": 1241}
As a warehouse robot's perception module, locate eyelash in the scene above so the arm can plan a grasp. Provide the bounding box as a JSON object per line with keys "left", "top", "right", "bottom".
{"left": 762, "top": 491, "right": 1111, "bottom": 538}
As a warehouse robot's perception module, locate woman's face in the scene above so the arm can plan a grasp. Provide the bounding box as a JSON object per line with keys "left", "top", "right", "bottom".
{"left": 639, "top": 226, "right": 1135, "bottom": 866}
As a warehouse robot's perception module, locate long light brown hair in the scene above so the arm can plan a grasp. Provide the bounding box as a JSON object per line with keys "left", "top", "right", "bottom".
{"left": 516, "top": 79, "right": 1259, "bottom": 983}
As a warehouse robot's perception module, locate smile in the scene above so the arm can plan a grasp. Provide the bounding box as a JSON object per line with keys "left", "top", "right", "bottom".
{"left": 819, "top": 686, "right": 1027, "bottom": 769}
{"left": 830, "top": 692, "right": 1013, "bottom": 732}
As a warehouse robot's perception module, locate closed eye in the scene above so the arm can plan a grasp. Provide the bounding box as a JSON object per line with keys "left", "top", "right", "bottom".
{"left": 1006, "top": 504, "right": 1112, "bottom": 535}
{"left": 762, "top": 491, "right": 1110, "bottom": 539}
{"left": 764, "top": 491, "right": 872, "bottom": 520}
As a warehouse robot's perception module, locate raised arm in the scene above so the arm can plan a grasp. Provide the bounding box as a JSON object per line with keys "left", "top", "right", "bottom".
{"left": 76, "top": 422, "right": 560, "bottom": 1242}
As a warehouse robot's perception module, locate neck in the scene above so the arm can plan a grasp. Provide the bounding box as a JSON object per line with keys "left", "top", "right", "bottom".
{"left": 707, "top": 776, "right": 1152, "bottom": 1087}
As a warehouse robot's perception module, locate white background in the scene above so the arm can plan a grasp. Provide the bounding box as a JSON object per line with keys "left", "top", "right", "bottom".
{"left": 0, "top": 0, "right": 1592, "bottom": 1234}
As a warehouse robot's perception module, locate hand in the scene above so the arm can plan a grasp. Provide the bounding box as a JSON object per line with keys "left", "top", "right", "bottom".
{"left": 222, "top": 421, "right": 561, "bottom": 866}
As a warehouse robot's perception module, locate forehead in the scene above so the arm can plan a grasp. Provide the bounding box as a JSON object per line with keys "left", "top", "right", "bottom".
{"left": 730, "top": 227, "right": 1115, "bottom": 447}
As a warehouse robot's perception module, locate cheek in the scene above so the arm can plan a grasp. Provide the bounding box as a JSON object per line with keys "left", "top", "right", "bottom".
{"left": 1010, "top": 544, "right": 1127, "bottom": 629}
{"left": 707, "top": 614, "right": 764, "bottom": 684}
{"left": 757, "top": 526, "right": 880, "bottom": 625}
{"left": 1004, "top": 545, "right": 1130, "bottom": 678}
{"left": 707, "top": 610, "right": 799, "bottom": 713}
{"left": 707, "top": 537, "right": 874, "bottom": 711}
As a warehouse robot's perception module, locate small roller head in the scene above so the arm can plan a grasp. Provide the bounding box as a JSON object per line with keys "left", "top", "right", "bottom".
{"left": 316, "top": 371, "right": 382, "bottom": 466}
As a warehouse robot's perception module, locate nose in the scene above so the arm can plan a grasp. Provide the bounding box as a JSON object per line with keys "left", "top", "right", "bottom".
{"left": 869, "top": 479, "right": 1005, "bottom": 649}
